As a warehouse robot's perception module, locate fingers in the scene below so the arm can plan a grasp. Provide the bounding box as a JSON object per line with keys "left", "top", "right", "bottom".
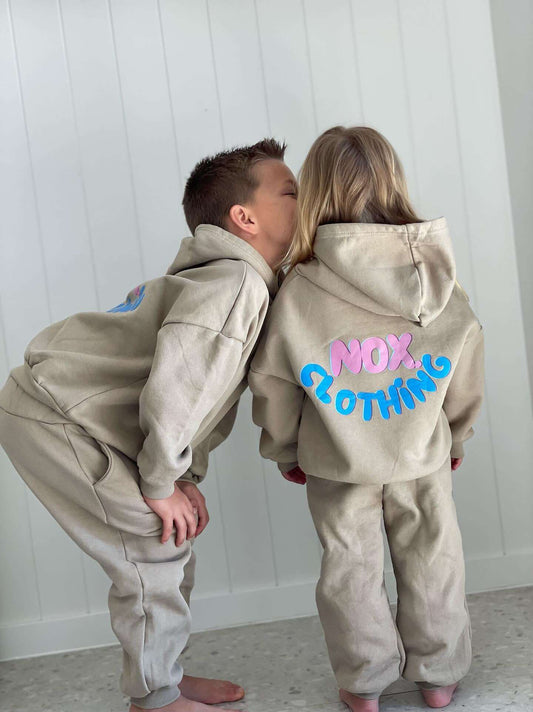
{"left": 161, "top": 510, "right": 194, "bottom": 546}
{"left": 161, "top": 515, "right": 174, "bottom": 544}
{"left": 181, "top": 488, "right": 208, "bottom": 536}
{"left": 174, "top": 482, "right": 194, "bottom": 510}
{"left": 158, "top": 484, "right": 207, "bottom": 545}
{"left": 178, "top": 506, "right": 197, "bottom": 546}
{"left": 282, "top": 469, "right": 307, "bottom": 485}
{"left": 292, "top": 472, "right": 307, "bottom": 484}
{"left": 195, "top": 499, "right": 210, "bottom": 536}
{"left": 171, "top": 515, "right": 185, "bottom": 547}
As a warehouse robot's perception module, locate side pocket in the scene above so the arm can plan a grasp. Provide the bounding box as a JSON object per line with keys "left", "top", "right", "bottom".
{"left": 63, "top": 423, "right": 114, "bottom": 487}
{"left": 93, "top": 441, "right": 114, "bottom": 487}
{"left": 91, "top": 442, "right": 164, "bottom": 537}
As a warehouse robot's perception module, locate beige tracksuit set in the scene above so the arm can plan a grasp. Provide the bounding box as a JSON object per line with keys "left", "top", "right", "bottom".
{"left": 0, "top": 225, "right": 278, "bottom": 709}
{"left": 248, "top": 217, "right": 485, "bottom": 698}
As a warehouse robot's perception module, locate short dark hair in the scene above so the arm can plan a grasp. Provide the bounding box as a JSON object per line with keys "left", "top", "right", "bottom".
{"left": 182, "top": 138, "right": 287, "bottom": 233}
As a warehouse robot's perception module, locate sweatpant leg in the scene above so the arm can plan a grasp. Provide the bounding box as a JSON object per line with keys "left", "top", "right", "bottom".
{"left": 179, "top": 545, "right": 196, "bottom": 656}
{"left": 0, "top": 404, "right": 192, "bottom": 710}
{"left": 383, "top": 466, "right": 472, "bottom": 688}
{"left": 180, "top": 546, "right": 196, "bottom": 610}
{"left": 305, "top": 474, "right": 405, "bottom": 697}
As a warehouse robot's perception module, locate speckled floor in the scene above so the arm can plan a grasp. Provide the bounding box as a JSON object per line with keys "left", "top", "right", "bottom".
{"left": 1, "top": 586, "right": 532, "bottom": 712}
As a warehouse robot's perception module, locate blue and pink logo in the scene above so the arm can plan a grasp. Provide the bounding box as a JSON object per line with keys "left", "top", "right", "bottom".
{"left": 300, "top": 332, "right": 451, "bottom": 422}
{"left": 107, "top": 284, "right": 146, "bottom": 313}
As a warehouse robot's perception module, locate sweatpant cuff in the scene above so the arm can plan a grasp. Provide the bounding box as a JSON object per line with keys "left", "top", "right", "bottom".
{"left": 350, "top": 691, "right": 381, "bottom": 700}
{"left": 130, "top": 685, "right": 181, "bottom": 709}
{"left": 416, "top": 681, "right": 449, "bottom": 690}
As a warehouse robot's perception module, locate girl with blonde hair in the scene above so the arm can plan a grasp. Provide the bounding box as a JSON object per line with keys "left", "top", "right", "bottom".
{"left": 249, "top": 126, "right": 484, "bottom": 711}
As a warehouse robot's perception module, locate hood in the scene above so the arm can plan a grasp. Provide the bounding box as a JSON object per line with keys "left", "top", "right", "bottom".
{"left": 296, "top": 217, "right": 456, "bottom": 327}
{"left": 166, "top": 223, "right": 279, "bottom": 298}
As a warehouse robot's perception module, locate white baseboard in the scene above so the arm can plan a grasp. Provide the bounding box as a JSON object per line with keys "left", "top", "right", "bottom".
{"left": 1, "top": 552, "right": 532, "bottom": 662}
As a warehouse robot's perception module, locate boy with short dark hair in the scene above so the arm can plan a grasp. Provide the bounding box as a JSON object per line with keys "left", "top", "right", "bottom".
{"left": 0, "top": 138, "right": 298, "bottom": 712}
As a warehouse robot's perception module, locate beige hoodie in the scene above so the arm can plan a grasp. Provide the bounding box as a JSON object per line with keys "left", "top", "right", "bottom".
{"left": 248, "top": 217, "right": 484, "bottom": 485}
{"left": 3, "top": 225, "right": 278, "bottom": 498}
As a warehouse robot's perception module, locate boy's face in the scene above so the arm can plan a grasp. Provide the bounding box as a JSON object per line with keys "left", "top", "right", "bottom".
{"left": 249, "top": 159, "right": 298, "bottom": 250}
{"left": 226, "top": 159, "right": 298, "bottom": 265}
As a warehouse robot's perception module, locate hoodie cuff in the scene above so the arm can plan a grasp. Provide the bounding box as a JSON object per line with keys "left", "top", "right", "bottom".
{"left": 139, "top": 479, "right": 176, "bottom": 500}
{"left": 277, "top": 461, "right": 299, "bottom": 474}
{"left": 451, "top": 441, "right": 465, "bottom": 459}
{"left": 177, "top": 470, "right": 202, "bottom": 485}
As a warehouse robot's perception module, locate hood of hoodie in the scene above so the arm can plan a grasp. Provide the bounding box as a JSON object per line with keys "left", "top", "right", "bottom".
{"left": 296, "top": 217, "right": 456, "bottom": 327}
{"left": 166, "top": 223, "right": 279, "bottom": 299}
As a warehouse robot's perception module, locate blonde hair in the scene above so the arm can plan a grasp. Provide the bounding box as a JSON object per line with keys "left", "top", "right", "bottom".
{"left": 283, "top": 126, "right": 424, "bottom": 272}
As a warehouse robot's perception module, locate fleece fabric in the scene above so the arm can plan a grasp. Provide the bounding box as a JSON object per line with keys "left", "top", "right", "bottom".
{"left": 248, "top": 217, "right": 484, "bottom": 483}
{"left": 305, "top": 465, "right": 472, "bottom": 696}
{"left": 0, "top": 398, "right": 192, "bottom": 709}
{"left": 2, "top": 224, "right": 278, "bottom": 498}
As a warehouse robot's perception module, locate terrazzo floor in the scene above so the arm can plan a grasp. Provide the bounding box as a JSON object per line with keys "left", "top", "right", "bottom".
{"left": 1, "top": 586, "right": 532, "bottom": 712}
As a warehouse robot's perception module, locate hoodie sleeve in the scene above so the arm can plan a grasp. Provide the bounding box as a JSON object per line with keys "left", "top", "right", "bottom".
{"left": 248, "top": 365, "right": 304, "bottom": 473}
{"left": 248, "top": 323, "right": 305, "bottom": 474}
{"left": 136, "top": 261, "right": 258, "bottom": 499}
{"left": 442, "top": 323, "right": 485, "bottom": 458}
{"left": 178, "top": 400, "right": 240, "bottom": 485}
{"left": 137, "top": 323, "right": 243, "bottom": 498}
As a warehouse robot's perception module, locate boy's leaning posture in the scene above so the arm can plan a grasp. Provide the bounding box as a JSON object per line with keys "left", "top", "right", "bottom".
{"left": 0, "top": 139, "right": 297, "bottom": 712}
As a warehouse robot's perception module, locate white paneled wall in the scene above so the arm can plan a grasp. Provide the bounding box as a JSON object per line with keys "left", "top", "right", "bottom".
{"left": 1, "top": 0, "right": 532, "bottom": 661}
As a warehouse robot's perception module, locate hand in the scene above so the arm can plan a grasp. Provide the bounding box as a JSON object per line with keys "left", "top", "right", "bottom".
{"left": 143, "top": 483, "right": 197, "bottom": 546}
{"left": 282, "top": 465, "right": 307, "bottom": 485}
{"left": 451, "top": 457, "right": 463, "bottom": 471}
{"left": 175, "top": 480, "right": 210, "bottom": 536}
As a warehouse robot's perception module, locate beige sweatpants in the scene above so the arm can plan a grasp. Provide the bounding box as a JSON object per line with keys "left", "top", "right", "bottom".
{"left": 0, "top": 377, "right": 198, "bottom": 710}
{"left": 305, "top": 465, "right": 472, "bottom": 699}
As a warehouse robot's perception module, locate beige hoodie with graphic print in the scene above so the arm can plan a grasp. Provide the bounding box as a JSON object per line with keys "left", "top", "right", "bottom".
{"left": 3, "top": 225, "right": 278, "bottom": 499}
{"left": 248, "top": 217, "right": 484, "bottom": 484}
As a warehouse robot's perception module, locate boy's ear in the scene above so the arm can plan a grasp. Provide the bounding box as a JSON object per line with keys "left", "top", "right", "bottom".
{"left": 227, "top": 204, "right": 259, "bottom": 236}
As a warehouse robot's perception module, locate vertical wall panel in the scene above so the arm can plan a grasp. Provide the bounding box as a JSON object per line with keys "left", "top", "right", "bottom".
{"left": 58, "top": 0, "right": 145, "bottom": 308}
{"left": 446, "top": 0, "right": 533, "bottom": 552}
{"left": 107, "top": 0, "right": 185, "bottom": 280}
{"left": 3, "top": 0, "right": 92, "bottom": 622}
{"left": 0, "top": 2, "right": 47, "bottom": 627}
{"left": 490, "top": 0, "right": 533, "bottom": 405}
{"left": 0, "top": 2, "right": 52, "bottom": 363}
{"left": 189, "top": 472, "right": 232, "bottom": 596}
{"left": 303, "top": 0, "right": 364, "bottom": 132}
{"left": 397, "top": 0, "right": 503, "bottom": 558}
{"left": 350, "top": 0, "right": 420, "bottom": 207}
{"left": 213, "top": 391, "right": 277, "bottom": 591}
{"left": 260, "top": 458, "right": 321, "bottom": 587}
{"left": 8, "top": 0, "right": 98, "bottom": 320}
{"left": 158, "top": 0, "right": 224, "bottom": 180}
{"left": 0, "top": 293, "right": 40, "bottom": 626}
{"left": 398, "top": 0, "right": 475, "bottom": 272}
{"left": 0, "top": 451, "right": 42, "bottom": 628}
{"left": 255, "top": 0, "right": 318, "bottom": 170}
{"left": 207, "top": 0, "right": 270, "bottom": 146}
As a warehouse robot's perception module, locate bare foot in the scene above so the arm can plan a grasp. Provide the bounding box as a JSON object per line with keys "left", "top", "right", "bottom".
{"left": 178, "top": 674, "right": 245, "bottom": 704}
{"left": 339, "top": 689, "right": 379, "bottom": 712}
{"left": 420, "top": 683, "right": 459, "bottom": 708}
{"left": 130, "top": 693, "right": 243, "bottom": 712}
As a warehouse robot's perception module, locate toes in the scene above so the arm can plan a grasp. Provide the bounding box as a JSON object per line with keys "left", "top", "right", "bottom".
{"left": 225, "top": 683, "right": 245, "bottom": 700}
{"left": 421, "top": 686, "right": 457, "bottom": 709}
